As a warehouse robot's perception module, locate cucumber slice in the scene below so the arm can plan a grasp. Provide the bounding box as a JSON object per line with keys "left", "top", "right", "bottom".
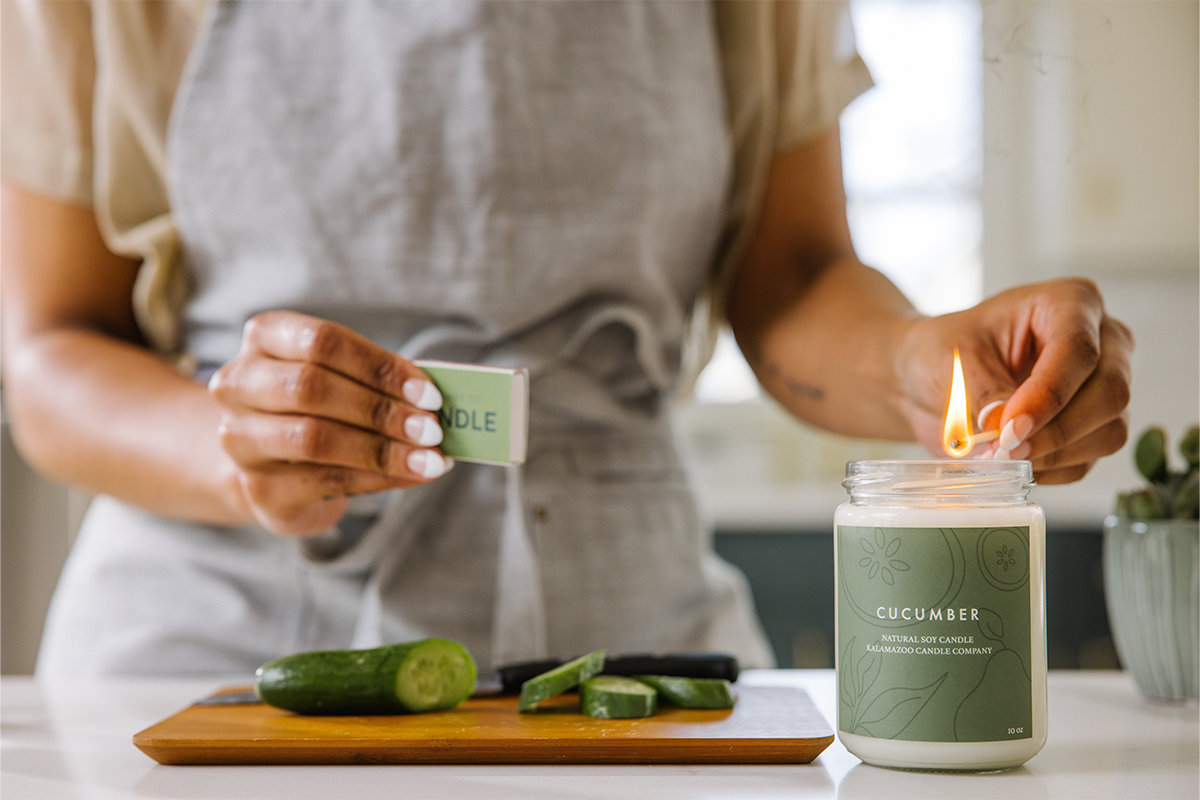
{"left": 633, "top": 674, "right": 736, "bottom": 709}
{"left": 517, "top": 649, "right": 605, "bottom": 711}
{"left": 580, "top": 675, "right": 658, "bottom": 719}
{"left": 254, "top": 638, "right": 476, "bottom": 715}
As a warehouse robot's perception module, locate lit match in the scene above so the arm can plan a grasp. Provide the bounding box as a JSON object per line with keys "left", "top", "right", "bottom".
{"left": 942, "top": 349, "right": 1001, "bottom": 457}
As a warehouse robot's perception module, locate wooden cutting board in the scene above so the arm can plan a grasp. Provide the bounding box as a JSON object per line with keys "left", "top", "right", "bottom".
{"left": 133, "top": 685, "right": 833, "bottom": 765}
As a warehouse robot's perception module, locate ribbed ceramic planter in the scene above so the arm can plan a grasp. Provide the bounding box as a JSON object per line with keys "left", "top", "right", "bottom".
{"left": 1102, "top": 516, "right": 1199, "bottom": 701}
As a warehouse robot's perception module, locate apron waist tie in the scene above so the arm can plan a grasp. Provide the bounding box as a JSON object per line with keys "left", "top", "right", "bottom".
{"left": 489, "top": 463, "right": 549, "bottom": 664}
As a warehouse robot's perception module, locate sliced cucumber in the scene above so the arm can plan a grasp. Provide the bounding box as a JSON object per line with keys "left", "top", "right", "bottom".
{"left": 580, "top": 675, "right": 658, "bottom": 719}
{"left": 254, "top": 638, "right": 476, "bottom": 715}
{"left": 633, "top": 674, "right": 736, "bottom": 709}
{"left": 517, "top": 649, "right": 605, "bottom": 711}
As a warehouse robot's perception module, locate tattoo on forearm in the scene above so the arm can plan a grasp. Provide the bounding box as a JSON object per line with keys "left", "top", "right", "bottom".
{"left": 747, "top": 349, "right": 827, "bottom": 404}
{"left": 781, "top": 375, "right": 826, "bottom": 403}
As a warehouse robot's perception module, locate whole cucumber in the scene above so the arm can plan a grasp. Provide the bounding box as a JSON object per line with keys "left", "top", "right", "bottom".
{"left": 254, "top": 638, "right": 477, "bottom": 715}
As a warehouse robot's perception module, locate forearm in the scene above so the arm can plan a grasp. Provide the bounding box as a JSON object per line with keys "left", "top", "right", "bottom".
{"left": 729, "top": 254, "right": 924, "bottom": 441}
{"left": 724, "top": 129, "right": 927, "bottom": 442}
{"left": 4, "top": 327, "right": 251, "bottom": 525}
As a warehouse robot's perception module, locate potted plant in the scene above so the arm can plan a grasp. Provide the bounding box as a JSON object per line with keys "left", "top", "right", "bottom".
{"left": 1104, "top": 425, "right": 1199, "bottom": 701}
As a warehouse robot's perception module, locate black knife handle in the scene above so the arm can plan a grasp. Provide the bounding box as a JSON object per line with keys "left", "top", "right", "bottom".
{"left": 495, "top": 652, "right": 739, "bottom": 695}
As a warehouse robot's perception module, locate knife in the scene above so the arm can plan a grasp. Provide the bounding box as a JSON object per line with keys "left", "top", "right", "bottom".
{"left": 193, "top": 688, "right": 261, "bottom": 706}
{"left": 194, "top": 652, "right": 739, "bottom": 705}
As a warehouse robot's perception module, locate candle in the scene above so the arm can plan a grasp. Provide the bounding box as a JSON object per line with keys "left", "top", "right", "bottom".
{"left": 832, "top": 356, "right": 1047, "bottom": 771}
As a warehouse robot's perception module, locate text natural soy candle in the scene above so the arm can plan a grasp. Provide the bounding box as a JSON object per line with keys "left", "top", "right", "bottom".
{"left": 834, "top": 459, "right": 1047, "bottom": 771}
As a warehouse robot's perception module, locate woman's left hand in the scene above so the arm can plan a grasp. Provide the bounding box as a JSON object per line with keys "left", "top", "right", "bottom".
{"left": 896, "top": 277, "right": 1135, "bottom": 484}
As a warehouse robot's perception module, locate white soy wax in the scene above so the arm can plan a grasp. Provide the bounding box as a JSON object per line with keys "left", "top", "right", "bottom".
{"left": 834, "top": 460, "right": 1047, "bottom": 771}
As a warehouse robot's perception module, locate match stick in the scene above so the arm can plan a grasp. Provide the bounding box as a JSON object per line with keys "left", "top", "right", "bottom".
{"left": 972, "top": 429, "right": 1001, "bottom": 444}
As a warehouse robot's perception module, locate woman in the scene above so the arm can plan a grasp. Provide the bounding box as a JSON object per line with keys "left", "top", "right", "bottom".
{"left": 1, "top": 0, "right": 1132, "bottom": 676}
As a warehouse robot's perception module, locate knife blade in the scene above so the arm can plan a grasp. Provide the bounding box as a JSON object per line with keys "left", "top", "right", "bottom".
{"left": 193, "top": 689, "right": 261, "bottom": 706}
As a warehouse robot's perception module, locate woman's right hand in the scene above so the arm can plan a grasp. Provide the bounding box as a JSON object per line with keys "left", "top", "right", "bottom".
{"left": 208, "top": 310, "right": 452, "bottom": 536}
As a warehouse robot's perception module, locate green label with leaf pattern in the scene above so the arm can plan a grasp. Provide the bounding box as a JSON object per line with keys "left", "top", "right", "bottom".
{"left": 836, "top": 525, "right": 1033, "bottom": 743}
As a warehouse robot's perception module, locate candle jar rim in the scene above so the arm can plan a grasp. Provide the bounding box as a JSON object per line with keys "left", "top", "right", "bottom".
{"left": 843, "top": 459, "right": 1035, "bottom": 501}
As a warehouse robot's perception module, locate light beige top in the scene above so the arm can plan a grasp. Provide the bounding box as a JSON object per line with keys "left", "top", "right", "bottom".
{"left": 1, "top": 0, "right": 872, "bottom": 368}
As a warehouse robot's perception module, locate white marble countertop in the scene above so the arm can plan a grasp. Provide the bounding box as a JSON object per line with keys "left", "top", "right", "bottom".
{"left": 3, "top": 670, "right": 1196, "bottom": 799}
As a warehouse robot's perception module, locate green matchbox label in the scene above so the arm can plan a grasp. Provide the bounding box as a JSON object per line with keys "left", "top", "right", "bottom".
{"left": 420, "top": 364, "right": 514, "bottom": 465}
{"left": 837, "top": 525, "right": 1034, "bottom": 743}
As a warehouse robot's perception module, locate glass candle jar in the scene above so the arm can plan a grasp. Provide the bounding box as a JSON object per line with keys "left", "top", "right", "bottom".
{"left": 834, "top": 460, "right": 1047, "bottom": 771}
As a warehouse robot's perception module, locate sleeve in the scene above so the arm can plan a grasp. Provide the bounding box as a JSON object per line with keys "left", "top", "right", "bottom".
{"left": 773, "top": 0, "right": 874, "bottom": 150}
{"left": 1, "top": 0, "right": 97, "bottom": 205}
{"left": 679, "top": 0, "right": 874, "bottom": 391}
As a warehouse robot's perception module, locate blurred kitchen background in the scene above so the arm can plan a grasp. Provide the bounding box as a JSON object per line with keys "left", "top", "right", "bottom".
{"left": 3, "top": 0, "right": 1197, "bottom": 674}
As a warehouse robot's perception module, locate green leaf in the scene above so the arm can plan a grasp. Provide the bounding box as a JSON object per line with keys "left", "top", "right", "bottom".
{"left": 1171, "top": 470, "right": 1199, "bottom": 519}
{"left": 1135, "top": 427, "right": 1169, "bottom": 483}
{"left": 1180, "top": 425, "right": 1199, "bottom": 470}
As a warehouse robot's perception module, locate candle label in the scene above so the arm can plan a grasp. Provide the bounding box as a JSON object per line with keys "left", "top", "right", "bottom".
{"left": 836, "top": 525, "right": 1033, "bottom": 743}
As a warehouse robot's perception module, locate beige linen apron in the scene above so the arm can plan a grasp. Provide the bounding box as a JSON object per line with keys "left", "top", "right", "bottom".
{"left": 37, "top": 0, "right": 772, "bottom": 677}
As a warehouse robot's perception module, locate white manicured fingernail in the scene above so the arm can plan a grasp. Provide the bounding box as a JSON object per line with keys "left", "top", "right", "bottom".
{"left": 999, "top": 414, "right": 1034, "bottom": 452}
{"left": 999, "top": 420, "right": 1020, "bottom": 451}
{"left": 403, "top": 378, "right": 443, "bottom": 411}
{"left": 407, "top": 449, "right": 451, "bottom": 479}
{"left": 977, "top": 400, "right": 1005, "bottom": 432}
{"left": 405, "top": 414, "right": 443, "bottom": 447}
{"left": 992, "top": 447, "right": 1013, "bottom": 461}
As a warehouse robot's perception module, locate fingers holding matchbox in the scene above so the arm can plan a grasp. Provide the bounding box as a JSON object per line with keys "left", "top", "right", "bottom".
{"left": 414, "top": 360, "right": 530, "bottom": 466}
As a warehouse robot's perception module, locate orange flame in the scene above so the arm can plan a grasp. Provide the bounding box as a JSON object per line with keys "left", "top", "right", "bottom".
{"left": 942, "top": 348, "right": 973, "bottom": 457}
